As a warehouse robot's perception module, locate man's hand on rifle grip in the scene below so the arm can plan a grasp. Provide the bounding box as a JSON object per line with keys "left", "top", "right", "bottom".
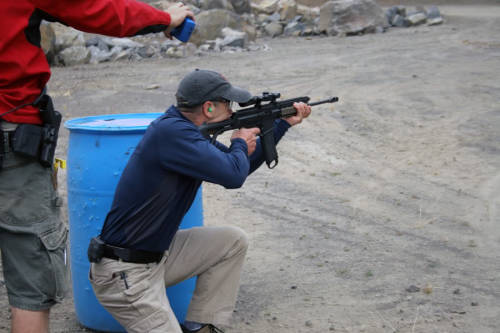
{"left": 231, "top": 127, "right": 260, "bottom": 156}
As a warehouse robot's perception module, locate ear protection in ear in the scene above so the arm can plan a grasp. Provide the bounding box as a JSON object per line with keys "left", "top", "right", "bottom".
{"left": 208, "top": 107, "right": 213, "bottom": 112}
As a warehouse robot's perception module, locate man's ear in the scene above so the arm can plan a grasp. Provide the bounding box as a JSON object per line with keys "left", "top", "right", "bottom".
{"left": 202, "top": 101, "right": 215, "bottom": 118}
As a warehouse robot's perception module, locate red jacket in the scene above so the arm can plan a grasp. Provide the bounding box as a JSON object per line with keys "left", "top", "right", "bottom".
{"left": 0, "top": 0, "right": 171, "bottom": 124}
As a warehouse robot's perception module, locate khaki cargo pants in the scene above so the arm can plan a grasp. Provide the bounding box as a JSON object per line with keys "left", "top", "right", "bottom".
{"left": 90, "top": 226, "right": 248, "bottom": 333}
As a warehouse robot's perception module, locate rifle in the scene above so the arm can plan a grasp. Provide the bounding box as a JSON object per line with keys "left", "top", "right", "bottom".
{"left": 199, "top": 92, "right": 338, "bottom": 168}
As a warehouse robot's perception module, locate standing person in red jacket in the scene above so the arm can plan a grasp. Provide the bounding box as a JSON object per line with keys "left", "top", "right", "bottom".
{"left": 0, "top": 1, "right": 194, "bottom": 332}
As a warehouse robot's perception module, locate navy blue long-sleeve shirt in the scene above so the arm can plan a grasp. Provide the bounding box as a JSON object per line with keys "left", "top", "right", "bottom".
{"left": 100, "top": 106, "right": 291, "bottom": 252}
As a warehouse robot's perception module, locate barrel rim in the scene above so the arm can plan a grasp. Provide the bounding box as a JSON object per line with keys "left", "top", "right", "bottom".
{"left": 64, "top": 113, "right": 163, "bottom": 132}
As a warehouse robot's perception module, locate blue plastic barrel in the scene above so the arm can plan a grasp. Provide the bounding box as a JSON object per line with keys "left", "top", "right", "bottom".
{"left": 65, "top": 113, "right": 203, "bottom": 332}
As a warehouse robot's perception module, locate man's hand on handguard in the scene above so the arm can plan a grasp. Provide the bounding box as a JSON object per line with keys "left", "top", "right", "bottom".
{"left": 231, "top": 128, "right": 260, "bottom": 156}
{"left": 164, "top": 2, "right": 195, "bottom": 39}
{"left": 285, "top": 102, "right": 312, "bottom": 126}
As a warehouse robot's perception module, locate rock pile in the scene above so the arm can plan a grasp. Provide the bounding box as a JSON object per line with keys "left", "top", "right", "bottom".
{"left": 40, "top": 0, "right": 444, "bottom": 66}
{"left": 385, "top": 5, "right": 444, "bottom": 28}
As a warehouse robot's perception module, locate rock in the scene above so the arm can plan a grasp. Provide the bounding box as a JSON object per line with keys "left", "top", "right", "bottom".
{"left": 264, "top": 22, "right": 284, "bottom": 37}
{"left": 86, "top": 36, "right": 110, "bottom": 52}
{"left": 406, "top": 285, "right": 420, "bottom": 293}
{"left": 391, "top": 14, "right": 408, "bottom": 28}
{"left": 59, "top": 46, "right": 91, "bottom": 66}
{"left": 268, "top": 12, "right": 282, "bottom": 23}
{"left": 230, "top": 0, "right": 251, "bottom": 14}
{"left": 242, "top": 22, "right": 258, "bottom": 41}
{"left": 284, "top": 19, "right": 306, "bottom": 36}
{"left": 152, "top": 0, "right": 173, "bottom": 10}
{"left": 137, "top": 45, "right": 157, "bottom": 58}
{"left": 427, "top": 6, "right": 443, "bottom": 26}
{"left": 190, "top": 9, "right": 241, "bottom": 46}
{"left": 406, "top": 12, "right": 427, "bottom": 26}
{"left": 427, "top": 6, "right": 441, "bottom": 19}
{"left": 297, "top": 4, "right": 320, "bottom": 22}
{"left": 221, "top": 27, "right": 248, "bottom": 47}
{"left": 427, "top": 17, "right": 444, "bottom": 26}
{"left": 279, "top": 0, "right": 298, "bottom": 21}
{"left": 198, "top": 0, "right": 234, "bottom": 11}
{"left": 319, "top": 0, "right": 387, "bottom": 36}
{"left": 385, "top": 6, "right": 398, "bottom": 24}
{"left": 88, "top": 46, "right": 111, "bottom": 64}
{"left": 55, "top": 27, "right": 85, "bottom": 52}
{"left": 295, "top": 0, "right": 328, "bottom": 7}
{"left": 252, "top": 0, "right": 280, "bottom": 15}
{"left": 40, "top": 22, "right": 56, "bottom": 64}
{"left": 166, "top": 46, "right": 185, "bottom": 58}
{"left": 106, "top": 37, "right": 144, "bottom": 49}
{"left": 414, "top": 6, "right": 427, "bottom": 15}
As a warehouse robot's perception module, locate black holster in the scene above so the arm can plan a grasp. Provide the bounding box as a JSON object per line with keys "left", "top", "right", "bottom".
{"left": 88, "top": 237, "right": 106, "bottom": 263}
{"left": 11, "top": 93, "right": 61, "bottom": 168}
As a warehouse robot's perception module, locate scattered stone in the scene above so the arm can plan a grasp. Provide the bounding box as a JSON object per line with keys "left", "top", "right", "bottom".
{"left": 114, "top": 48, "right": 131, "bottom": 62}
{"left": 145, "top": 84, "right": 160, "bottom": 90}
{"left": 230, "top": 0, "right": 251, "bottom": 14}
{"left": 264, "top": 22, "right": 284, "bottom": 37}
{"left": 406, "top": 12, "right": 427, "bottom": 26}
{"left": 471, "top": 302, "right": 479, "bottom": 306}
{"left": 85, "top": 36, "right": 110, "bottom": 52}
{"left": 423, "top": 284, "right": 433, "bottom": 294}
{"left": 40, "top": 22, "right": 56, "bottom": 64}
{"left": 166, "top": 47, "right": 184, "bottom": 58}
{"left": 279, "top": 0, "right": 298, "bottom": 21}
{"left": 284, "top": 18, "right": 306, "bottom": 36}
{"left": 427, "top": 6, "right": 441, "bottom": 19}
{"left": 38, "top": 2, "right": 444, "bottom": 67}
{"left": 252, "top": 0, "right": 280, "bottom": 15}
{"left": 406, "top": 285, "right": 420, "bottom": 293}
{"left": 453, "top": 288, "right": 461, "bottom": 295}
{"left": 137, "top": 45, "right": 157, "bottom": 58}
{"left": 291, "top": 285, "right": 297, "bottom": 289}
{"left": 59, "top": 46, "right": 91, "bottom": 66}
{"left": 198, "top": 0, "right": 234, "bottom": 11}
{"left": 107, "top": 37, "right": 144, "bottom": 49}
{"left": 221, "top": 27, "right": 248, "bottom": 47}
{"left": 428, "top": 17, "right": 444, "bottom": 26}
{"left": 305, "top": 320, "right": 313, "bottom": 328}
{"left": 319, "top": 0, "right": 387, "bottom": 36}
{"left": 190, "top": 9, "right": 241, "bottom": 46}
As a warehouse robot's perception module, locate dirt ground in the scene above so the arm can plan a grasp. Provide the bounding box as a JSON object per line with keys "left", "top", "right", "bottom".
{"left": 1, "top": 3, "right": 500, "bottom": 333}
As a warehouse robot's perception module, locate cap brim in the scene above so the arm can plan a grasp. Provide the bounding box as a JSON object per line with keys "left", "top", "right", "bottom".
{"left": 221, "top": 85, "right": 252, "bottom": 103}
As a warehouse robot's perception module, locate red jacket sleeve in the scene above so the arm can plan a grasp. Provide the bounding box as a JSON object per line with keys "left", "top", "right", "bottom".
{"left": 29, "top": 0, "right": 171, "bottom": 37}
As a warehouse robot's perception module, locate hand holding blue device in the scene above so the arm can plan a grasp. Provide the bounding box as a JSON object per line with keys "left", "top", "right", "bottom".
{"left": 171, "top": 18, "right": 195, "bottom": 43}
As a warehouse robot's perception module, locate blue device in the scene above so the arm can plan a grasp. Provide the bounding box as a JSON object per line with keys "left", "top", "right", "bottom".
{"left": 172, "top": 18, "right": 195, "bottom": 43}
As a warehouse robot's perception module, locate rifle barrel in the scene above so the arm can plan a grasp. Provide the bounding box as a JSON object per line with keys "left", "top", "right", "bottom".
{"left": 308, "top": 97, "right": 339, "bottom": 107}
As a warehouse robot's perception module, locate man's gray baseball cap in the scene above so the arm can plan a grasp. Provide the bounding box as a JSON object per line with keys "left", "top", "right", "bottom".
{"left": 176, "top": 69, "right": 252, "bottom": 107}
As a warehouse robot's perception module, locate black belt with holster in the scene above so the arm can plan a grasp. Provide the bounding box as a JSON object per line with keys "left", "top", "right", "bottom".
{"left": 0, "top": 89, "right": 61, "bottom": 171}
{"left": 88, "top": 236, "right": 163, "bottom": 264}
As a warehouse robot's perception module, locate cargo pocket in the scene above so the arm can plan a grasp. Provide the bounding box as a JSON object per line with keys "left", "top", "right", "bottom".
{"left": 123, "top": 276, "right": 150, "bottom": 304}
{"left": 39, "top": 224, "right": 69, "bottom": 302}
{"left": 128, "top": 309, "right": 171, "bottom": 333}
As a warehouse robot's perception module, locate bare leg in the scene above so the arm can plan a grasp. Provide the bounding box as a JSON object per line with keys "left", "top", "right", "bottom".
{"left": 11, "top": 307, "right": 49, "bottom": 333}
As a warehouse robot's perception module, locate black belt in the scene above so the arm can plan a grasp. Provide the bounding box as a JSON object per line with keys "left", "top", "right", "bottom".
{"left": 103, "top": 244, "right": 163, "bottom": 264}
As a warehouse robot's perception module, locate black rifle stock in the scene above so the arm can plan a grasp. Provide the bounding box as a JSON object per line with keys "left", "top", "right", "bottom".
{"left": 199, "top": 92, "right": 339, "bottom": 168}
